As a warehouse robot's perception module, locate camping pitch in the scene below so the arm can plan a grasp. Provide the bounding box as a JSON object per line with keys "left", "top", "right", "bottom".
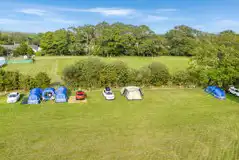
{"left": 205, "top": 86, "right": 226, "bottom": 99}
{"left": 28, "top": 88, "right": 43, "bottom": 104}
{"left": 121, "top": 86, "right": 143, "bottom": 100}
{"left": 42, "top": 88, "right": 55, "bottom": 101}
{"left": 55, "top": 87, "right": 68, "bottom": 103}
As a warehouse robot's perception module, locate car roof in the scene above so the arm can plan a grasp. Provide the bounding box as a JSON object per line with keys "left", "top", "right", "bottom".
{"left": 76, "top": 91, "right": 85, "bottom": 93}
{"left": 9, "top": 92, "right": 18, "bottom": 95}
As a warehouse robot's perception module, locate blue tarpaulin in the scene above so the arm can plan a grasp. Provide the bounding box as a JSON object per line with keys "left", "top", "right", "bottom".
{"left": 205, "top": 86, "right": 226, "bottom": 99}
{"left": 55, "top": 87, "right": 68, "bottom": 103}
{"left": 28, "top": 88, "right": 43, "bottom": 104}
{"left": 42, "top": 88, "right": 55, "bottom": 101}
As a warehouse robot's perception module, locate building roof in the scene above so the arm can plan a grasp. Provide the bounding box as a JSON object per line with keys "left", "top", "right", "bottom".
{"left": 0, "top": 44, "right": 39, "bottom": 51}
{"left": 0, "top": 44, "right": 19, "bottom": 50}
{"left": 29, "top": 45, "right": 39, "bottom": 51}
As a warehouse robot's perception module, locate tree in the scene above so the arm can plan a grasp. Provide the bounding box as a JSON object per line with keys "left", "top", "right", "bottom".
{"left": 13, "top": 42, "right": 34, "bottom": 57}
{"left": 190, "top": 43, "right": 239, "bottom": 88}
{"left": 0, "top": 46, "right": 7, "bottom": 56}
{"left": 40, "top": 30, "right": 71, "bottom": 55}
{"left": 165, "top": 25, "right": 202, "bottom": 56}
{"left": 35, "top": 72, "right": 51, "bottom": 88}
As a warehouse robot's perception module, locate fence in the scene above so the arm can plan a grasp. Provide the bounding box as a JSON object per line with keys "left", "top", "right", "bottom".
{"left": 7, "top": 59, "right": 33, "bottom": 64}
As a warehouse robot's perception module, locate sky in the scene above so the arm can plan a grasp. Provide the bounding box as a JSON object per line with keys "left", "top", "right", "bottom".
{"left": 0, "top": 0, "right": 239, "bottom": 33}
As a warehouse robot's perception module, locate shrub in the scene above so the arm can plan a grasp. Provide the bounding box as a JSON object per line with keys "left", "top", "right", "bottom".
{"left": 19, "top": 75, "right": 36, "bottom": 90}
{"left": 35, "top": 51, "right": 43, "bottom": 56}
{"left": 172, "top": 70, "right": 195, "bottom": 86}
{"left": 35, "top": 72, "right": 51, "bottom": 88}
{"left": 4, "top": 71, "right": 20, "bottom": 91}
{"left": 62, "top": 59, "right": 172, "bottom": 88}
{"left": 148, "top": 62, "right": 170, "bottom": 86}
{"left": 0, "top": 70, "right": 5, "bottom": 91}
{"left": 112, "top": 61, "right": 130, "bottom": 87}
{"left": 99, "top": 63, "right": 118, "bottom": 87}
{"left": 135, "top": 66, "right": 151, "bottom": 86}
{"left": 63, "top": 58, "right": 104, "bottom": 89}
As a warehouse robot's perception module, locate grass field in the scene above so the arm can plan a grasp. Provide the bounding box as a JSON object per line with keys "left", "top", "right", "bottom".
{"left": 4, "top": 56, "right": 189, "bottom": 83}
{"left": 0, "top": 89, "right": 239, "bottom": 160}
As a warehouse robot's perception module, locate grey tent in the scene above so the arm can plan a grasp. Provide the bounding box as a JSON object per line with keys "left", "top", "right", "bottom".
{"left": 121, "top": 86, "right": 143, "bottom": 100}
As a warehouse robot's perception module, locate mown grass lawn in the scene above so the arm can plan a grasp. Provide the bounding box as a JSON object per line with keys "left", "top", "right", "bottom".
{"left": 4, "top": 56, "right": 189, "bottom": 83}
{"left": 0, "top": 89, "right": 239, "bottom": 160}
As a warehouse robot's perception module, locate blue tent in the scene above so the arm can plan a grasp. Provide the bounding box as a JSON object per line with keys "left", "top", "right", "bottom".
{"left": 28, "top": 88, "right": 43, "bottom": 104}
{"left": 55, "top": 87, "right": 68, "bottom": 103}
{"left": 205, "top": 86, "right": 226, "bottom": 99}
{"left": 42, "top": 88, "right": 55, "bottom": 101}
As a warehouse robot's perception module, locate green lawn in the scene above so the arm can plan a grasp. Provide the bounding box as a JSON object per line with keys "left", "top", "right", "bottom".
{"left": 5, "top": 56, "right": 189, "bottom": 83}
{"left": 0, "top": 89, "right": 239, "bottom": 160}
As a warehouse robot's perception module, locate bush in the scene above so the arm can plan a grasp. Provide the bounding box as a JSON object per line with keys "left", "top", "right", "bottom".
{"left": 35, "top": 51, "right": 43, "bottom": 56}
{"left": 62, "top": 59, "right": 172, "bottom": 88}
{"left": 172, "top": 70, "right": 195, "bottom": 86}
{"left": 35, "top": 72, "right": 51, "bottom": 88}
{"left": 99, "top": 63, "right": 118, "bottom": 87}
{"left": 135, "top": 66, "right": 151, "bottom": 86}
{"left": 63, "top": 58, "right": 104, "bottom": 89}
{"left": 19, "top": 75, "right": 36, "bottom": 90}
{"left": 148, "top": 62, "right": 170, "bottom": 86}
{"left": 4, "top": 71, "right": 20, "bottom": 91}
{"left": 0, "top": 69, "right": 51, "bottom": 92}
{"left": 63, "top": 59, "right": 132, "bottom": 88}
{"left": 0, "top": 70, "right": 6, "bottom": 91}
{"left": 112, "top": 61, "right": 130, "bottom": 87}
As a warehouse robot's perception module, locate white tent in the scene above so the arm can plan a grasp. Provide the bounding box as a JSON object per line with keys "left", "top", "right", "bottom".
{"left": 121, "top": 86, "right": 143, "bottom": 100}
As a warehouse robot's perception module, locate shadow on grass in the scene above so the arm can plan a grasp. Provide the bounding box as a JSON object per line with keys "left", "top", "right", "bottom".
{"left": 227, "top": 94, "right": 239, "bottom": 103}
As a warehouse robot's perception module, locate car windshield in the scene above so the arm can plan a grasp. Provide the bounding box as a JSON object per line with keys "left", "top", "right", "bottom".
{"left": 105, "top": 91, "right": 113, "bottom": 95}
{"left": 9, "top": 94, "right": 17, "bottom": 98}
{"left": 77, "top": 92, "right": 84, "bottom": 95}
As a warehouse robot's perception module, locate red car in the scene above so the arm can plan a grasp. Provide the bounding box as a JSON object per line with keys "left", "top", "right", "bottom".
{"left": 76, "top": 91, "right": 87, "bottom": 100}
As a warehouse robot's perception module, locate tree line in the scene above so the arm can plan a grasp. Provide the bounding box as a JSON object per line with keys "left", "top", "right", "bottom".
{"left": 40, "top": 23, "right": 239, "bottom": 57}
{"left": 0, "top": 71, "right": 51, "bottom": 92}
{"left": 62, "top": 55, "right": 239, "bottom": 89}
{"left": 1, "top": 22, "right": 239, "bottom": 57}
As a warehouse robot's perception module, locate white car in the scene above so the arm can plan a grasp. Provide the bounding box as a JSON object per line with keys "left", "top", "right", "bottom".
{"left": 103, "top": 87, "right": 115, "bottom": 100}
{"left": 229, "top": 86, "right": 239, "bottom": 97}
{"left": 7, "top": 92, "right": 20, "bottom": 103}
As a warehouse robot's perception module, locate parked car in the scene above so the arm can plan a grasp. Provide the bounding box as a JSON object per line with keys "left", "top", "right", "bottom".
{"left": 102, "top": 87, "right": 115, "bottom": 100}
{"left": 76, "top": 91, "right": 87, "bottom": 100}
{"left": 7, "top": 92, "right": 20, "bottom": 103}
{"left": 228, "top": 86, "right": 239, "bottom": 97}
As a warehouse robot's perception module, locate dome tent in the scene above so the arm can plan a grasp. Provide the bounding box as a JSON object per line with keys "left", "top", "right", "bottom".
{"left": 28, "top": 88, "right": 43, "bottom": 104}
{"left": 55, "top": 87, "right": 68, "bottom": 103}
{"left": 42, "top": 88, "right": 55, "bottom": 101}
{"left": 205, "top": 86, "right": 226, "bottom": 99}
{"left": 121, "top": 86, "right": 143, "bottom": 100}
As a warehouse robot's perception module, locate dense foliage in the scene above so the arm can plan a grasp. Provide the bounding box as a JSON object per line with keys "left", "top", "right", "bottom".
{"left": 62, "top": 58, "right": 170, "bottom": 89}
{"left": 13, "top": 42, "right": 35, "bottom": 57}
{"left": 1, "top": 23, "right": 239, "bottom": 59}
{"left": 0, "top": 70, "right": 51, "bottom": 91}
{"left": 0, "top": 31, "right": 42, "bottom": 45}
{"left": 1, "top": 22, "right": 239, "bottom": 88}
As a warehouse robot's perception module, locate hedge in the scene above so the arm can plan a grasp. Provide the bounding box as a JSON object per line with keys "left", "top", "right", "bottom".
{"left": 0, "top": 70, "right": 51, "bottom": 92}
{"left": 62, "top": 58, "right": 171, "bottom": 89}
